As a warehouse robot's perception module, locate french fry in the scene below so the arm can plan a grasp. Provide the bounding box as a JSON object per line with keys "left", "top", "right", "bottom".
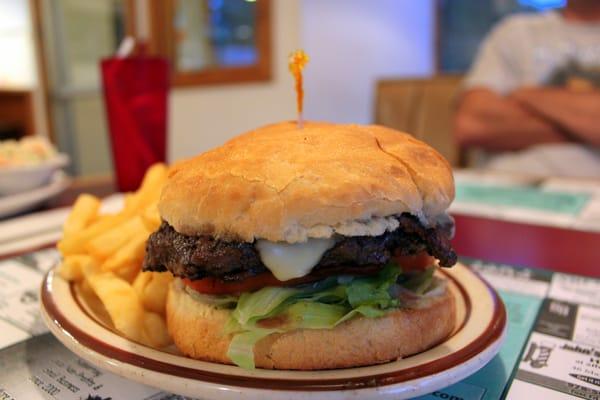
{"left": 81, "top": 256, "right": 101, "bottom": 279}
{"left": 141, "top": 203, "right": 161, "bottom": 232}
{"left": 122, "top": 193, "right": 135, "bottom": 211}
{"left": 134, "top": 271, "right": 173, "bottom": 315}
{"left": 63, "top": 194, "right": 101, "bottom": 237}
{"left": 114, "top": 263, "right": 142, "bottom": 283}
{"left": 58, "top": 213, "right": 128, "bottom": 256}
{"left": 141, "top": 311, "right": 172, "bottom": 348}
{"left": 57, "top": 255, "right": 93, "bottom": 282}
{"left": 87, "top": 272, "right": 145, "bottom": 342}
{"left": 133, "top": 269, "right": 153, "bottom": 295}
{"left": 123, "top": 163, "right": 168, "bottom": 215}
{"left": 57, "top": 162, "right": 173, "bottom": 349}
{"left": 140, "top": 163, "right": 168, "bottom": 191}
{"left": 77, "top": 279, "right": 95, "bottom": 300}
{"left": 102, "top": 230, "right": 149, "bottom": 272}
{"left": 74, "top": 280, "right": 113, "bottom": 325}
{"left": 86, "top": 216, "right": 147, "bottom": 260}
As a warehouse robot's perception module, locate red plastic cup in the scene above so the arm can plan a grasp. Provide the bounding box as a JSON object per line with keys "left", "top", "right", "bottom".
{"left": 101, "top": 56, "right": 169, "bottom": 191}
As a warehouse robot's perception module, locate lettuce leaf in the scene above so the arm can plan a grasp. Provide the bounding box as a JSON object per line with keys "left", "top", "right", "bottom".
{"left": 219, "top": 263, "right": 435, "bottom": 369}
{"left": 232, "top": 286, "right": 298, "bottom": 325}
{"left": 227, "top": 329, "right": 276, "bottom": 370}
{"left": 285, "top": 301, "right": 348, "bottom": 329}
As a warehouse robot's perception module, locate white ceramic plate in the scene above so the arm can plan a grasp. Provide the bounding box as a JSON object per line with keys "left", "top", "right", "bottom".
{"left": 0, "top": 171, "right": 70, "bottom": 218}
{"left": 0, "top": 154, "right": 69, "bottom": 195}
{"left": 40, "top": 263, "right": 507, "bottom": 400}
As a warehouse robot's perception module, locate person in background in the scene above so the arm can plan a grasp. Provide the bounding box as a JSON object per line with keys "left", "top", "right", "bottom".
{"left": 454, "top": 0, "right": 600, "bottom": 178}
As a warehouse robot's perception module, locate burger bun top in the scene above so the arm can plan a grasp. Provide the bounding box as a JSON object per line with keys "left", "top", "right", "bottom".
{"left": 160, "top": 121, "right": 454, "bottom": 243}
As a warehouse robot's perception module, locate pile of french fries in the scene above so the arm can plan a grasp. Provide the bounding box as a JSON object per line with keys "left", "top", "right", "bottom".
{"left": 56, "top": 163, "right": 173, "bottom": 348}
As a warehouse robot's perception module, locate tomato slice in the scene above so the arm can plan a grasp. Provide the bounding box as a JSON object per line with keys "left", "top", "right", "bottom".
{"left": 182, "top": 273, "right": 321, "bottom": 295}
{"left": 393, "top": 252, "right": 434, "bottom": 271}
{"left": 183, "top": 252, "right": 434, "bottom": 295}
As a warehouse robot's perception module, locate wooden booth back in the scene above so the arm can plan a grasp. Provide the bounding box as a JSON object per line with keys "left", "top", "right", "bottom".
{"left": 374, "top": 75, "right": 463, "bottom": 166}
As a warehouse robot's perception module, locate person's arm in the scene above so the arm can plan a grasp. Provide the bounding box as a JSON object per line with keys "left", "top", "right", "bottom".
{"left": 454, "top": 88, "right": 568, "bottom": 151}
{"left": 454, "top": 17, "right": 569, "bottom": 151}
{"left": 511, "top": 88, "right": 600, "bottom": 146}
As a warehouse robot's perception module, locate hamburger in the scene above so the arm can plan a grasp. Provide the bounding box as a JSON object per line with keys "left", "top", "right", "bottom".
{"left": 143, "top": 121, "right": 457, "bottom": 370}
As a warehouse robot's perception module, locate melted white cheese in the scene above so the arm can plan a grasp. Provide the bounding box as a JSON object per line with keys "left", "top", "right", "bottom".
{"left": 255, "top": 238, "right": 335, "bottom": 281}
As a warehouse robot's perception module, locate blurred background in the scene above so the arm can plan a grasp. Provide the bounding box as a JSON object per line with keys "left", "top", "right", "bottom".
{"left": 0, "top": 0, "right": 588, "bottom": 179}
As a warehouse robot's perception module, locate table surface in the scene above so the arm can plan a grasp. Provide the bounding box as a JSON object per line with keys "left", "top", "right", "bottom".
{"left": 1, "top": 175, "right": 599, "bottom": 400}
{"left": 41, "top": 176, "right": 600, "bottom": 278}
{"left": 452, "top": 214, "right": 599, "bottom": 277}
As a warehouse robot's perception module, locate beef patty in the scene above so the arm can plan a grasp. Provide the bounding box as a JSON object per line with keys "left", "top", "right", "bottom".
{"left": 143, "top": 214, "right": 457, "bottom": 282}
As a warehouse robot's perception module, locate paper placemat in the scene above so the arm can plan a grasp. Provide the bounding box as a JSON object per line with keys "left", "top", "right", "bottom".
{"left": 1, "top": 249, "right": 598, "bottom": 399}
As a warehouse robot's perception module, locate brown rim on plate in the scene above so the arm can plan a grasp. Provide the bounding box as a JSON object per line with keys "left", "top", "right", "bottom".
{"left": 41, "top": 267, "right": 506, "bottom": 391}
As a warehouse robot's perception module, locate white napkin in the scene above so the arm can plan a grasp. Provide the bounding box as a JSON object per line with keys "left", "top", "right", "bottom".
{"left": 0, "top": 194, "right": 124, "bottom": 257}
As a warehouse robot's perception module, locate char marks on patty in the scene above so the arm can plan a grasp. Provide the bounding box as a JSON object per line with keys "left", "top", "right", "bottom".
{"left": 143, "top": 213, "right": 457, "bottom": 281}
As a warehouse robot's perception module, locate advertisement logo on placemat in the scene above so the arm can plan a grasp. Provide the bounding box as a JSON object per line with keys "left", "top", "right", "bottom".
{"left": 86, "top": 396, "right": 112, "bottom": 400}
{"left": 522, "top": 341, "right": 555, "bottom": 368}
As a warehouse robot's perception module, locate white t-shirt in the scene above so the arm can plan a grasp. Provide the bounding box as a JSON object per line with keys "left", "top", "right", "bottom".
{"left": 464, "top": 11, "right": 600, "bottom": 178}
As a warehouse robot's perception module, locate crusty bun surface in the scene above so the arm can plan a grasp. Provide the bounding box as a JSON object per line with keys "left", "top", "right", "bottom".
{"left": 167, "top": 280, "right": 457, "bottom": 370}
{"left": 159, "top": 121, "right": 454, "bottom": 243}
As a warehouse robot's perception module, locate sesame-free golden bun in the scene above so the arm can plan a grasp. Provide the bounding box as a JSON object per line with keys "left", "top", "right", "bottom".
{"left": 167, "top": 279, "right": 456, "bottom": 370}
{"left": 159, "top": 121, "right": 454, "bottom": 243}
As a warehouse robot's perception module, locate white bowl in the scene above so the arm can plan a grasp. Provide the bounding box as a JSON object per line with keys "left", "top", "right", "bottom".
{"left": 0, "top": 154, "right": 70, "bottom": 195}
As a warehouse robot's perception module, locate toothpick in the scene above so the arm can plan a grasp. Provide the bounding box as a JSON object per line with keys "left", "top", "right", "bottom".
{"left": 288, "top": 50, "right": 309, "bottom": 129}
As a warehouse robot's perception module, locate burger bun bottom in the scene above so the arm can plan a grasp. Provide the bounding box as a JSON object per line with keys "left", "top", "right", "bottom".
{"left": 166, "top": 279, "right": 457, "bottom": 370}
